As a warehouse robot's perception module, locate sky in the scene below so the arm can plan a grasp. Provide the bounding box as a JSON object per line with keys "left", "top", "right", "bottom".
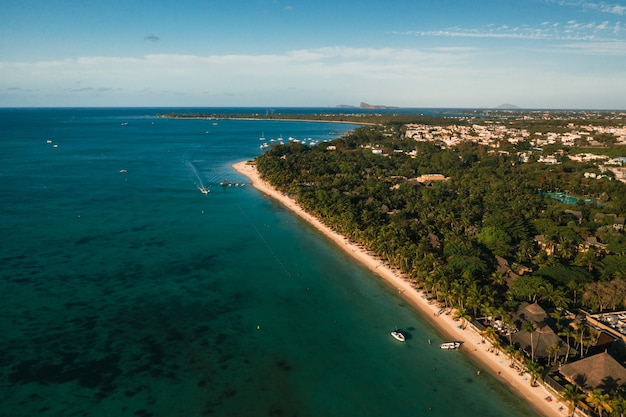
{"left": 1, "top": 0, "right": 626, "bottom": 109}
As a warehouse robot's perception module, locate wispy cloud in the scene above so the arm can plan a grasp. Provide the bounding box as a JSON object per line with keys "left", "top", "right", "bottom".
{"left": 394, "top": 19, "right": 623, "bottom": 42}
{"left": 560, "top": 40, "right": 626, "bottom": 54}
{"left": 0, "top": 47, "right": 476, "bottom": 95}
{"left": 552, "top": 1, "right": 626, "bottom": 15}
{"left": 144, "top": 34, "right": 160, "bottom": 42}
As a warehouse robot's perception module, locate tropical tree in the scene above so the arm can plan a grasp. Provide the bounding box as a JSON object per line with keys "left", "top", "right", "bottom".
{"left": 510, "top": 275, "right": 550, "bottom": 303}
{"left": 545, "top": 342, "right": 561, "bottom": 367}
{"left": 524, "top": 360, "right": 544, "bottom": 386}
{"left": 575, "top": 247, "right": 600, "bottom": 272}
{"left": 566, "top": 280, "right": 587, "bottom": 307}
{"left": 502, "top": 314, "right": 518, "bottom": 347}
{"left": 558, "top": 326, "right": 576, "bottom": 363}
{"left": 573, "top": 322, "right": 589, "bottom": 358}
{"left": 480, "top": 326, "right": 498, "bottom": 344}
{"left": 610, "top": 390, "right": 626, "bottom": 417}
{"left": 559, "top": 384, "right": 586, "bottom": 417}
{"left": 505, "top": 345, "right": 519, "bottom": 368}
{"left": 587, "top": 389, "right": 613, "bottom": 417}
{"left": 453, "top": 306, "right": 472, "bottom": 329}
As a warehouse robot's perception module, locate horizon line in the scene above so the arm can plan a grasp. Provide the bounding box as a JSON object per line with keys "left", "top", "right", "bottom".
{"left": 1, "top": 105, "right": 625, "bottom": 112}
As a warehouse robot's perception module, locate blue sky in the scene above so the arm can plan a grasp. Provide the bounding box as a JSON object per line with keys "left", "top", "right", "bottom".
{"left": 1, "top": 0, "right": 625, "bottom": 108}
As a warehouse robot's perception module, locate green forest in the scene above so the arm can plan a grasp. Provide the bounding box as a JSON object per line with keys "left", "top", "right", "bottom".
{"left": 254, "top": 122, "right": 626, "bottom": 319}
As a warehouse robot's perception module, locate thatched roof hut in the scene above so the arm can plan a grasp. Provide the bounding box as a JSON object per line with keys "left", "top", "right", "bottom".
{"left": 514, "top": 302, "right": 548, "bottom": 325}
{"left": 511, "top": 322, "right": 567, "bottom": 359}
{"left": 559, "top": 351, "right": 626, "bottom": 394}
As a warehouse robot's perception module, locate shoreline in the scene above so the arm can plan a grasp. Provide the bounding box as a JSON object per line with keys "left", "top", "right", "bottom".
{"left": 232, "top": 160, "right": 565, "bottom": 417}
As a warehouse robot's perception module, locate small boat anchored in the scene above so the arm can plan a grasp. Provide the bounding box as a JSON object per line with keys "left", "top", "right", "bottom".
{"left": 440, "top": 342, "right": 461, "bottom": 350}
{"left": 391, "top": 330, "right": 405, "bottom": 343}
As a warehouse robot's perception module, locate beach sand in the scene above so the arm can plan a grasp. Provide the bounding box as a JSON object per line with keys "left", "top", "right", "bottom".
{"left": 233, "top": 160, "right": 566, "bottom": 417}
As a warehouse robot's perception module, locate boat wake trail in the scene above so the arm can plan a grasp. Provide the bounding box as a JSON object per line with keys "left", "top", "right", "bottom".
{"left": 182, "top": 149, "right": 208, "bottom": 193}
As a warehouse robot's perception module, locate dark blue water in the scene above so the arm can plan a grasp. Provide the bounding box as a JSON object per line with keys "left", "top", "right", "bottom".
{"left": 0, "top": 108, "right": 539, "bottom": 417}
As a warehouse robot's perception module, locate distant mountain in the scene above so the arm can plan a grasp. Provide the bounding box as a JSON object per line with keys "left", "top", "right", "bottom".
{"left": 495, "top": 103, "right": 521, "bottom": 109}
{"left": 359, "top": 102, "right": 399, "bottom": 109}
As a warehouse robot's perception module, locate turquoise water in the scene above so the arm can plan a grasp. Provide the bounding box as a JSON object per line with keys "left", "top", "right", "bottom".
{"left": 546, "top": 192, "right": 578, "bottom": 204}
{"left": 0, "top": 108, "right": 539, "bottom": 417}
{"left": 545, "top": 191, "right": 593, "bottom": 205}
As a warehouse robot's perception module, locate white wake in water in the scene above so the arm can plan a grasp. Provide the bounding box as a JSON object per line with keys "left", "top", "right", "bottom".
{"left": 182, "top": 150, "right": 208, "bottom": 193}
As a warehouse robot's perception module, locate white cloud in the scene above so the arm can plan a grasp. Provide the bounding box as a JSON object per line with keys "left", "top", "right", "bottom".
{"left": 550, "top": 1, "right": 626, "bottom": 15}
{"left": 560, "top": 40, "right": 626, "bottom": 54}
{"left": 395, "top": 18, "right": 624, "bottom": 42}
{"left": 0, "top": 46, "right": 624, "bottom": 108}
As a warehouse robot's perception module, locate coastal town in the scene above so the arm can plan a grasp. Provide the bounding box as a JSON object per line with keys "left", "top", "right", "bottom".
{"left": 401, "top": 112, "right": 626, "bottom": 181}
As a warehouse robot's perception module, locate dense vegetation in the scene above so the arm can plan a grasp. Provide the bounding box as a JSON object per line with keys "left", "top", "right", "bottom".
{"left": 253, "top": 121, "right": 626, "bottom": 412}
{"left": 255, "top": 123, "right": 626, "bottom": 317}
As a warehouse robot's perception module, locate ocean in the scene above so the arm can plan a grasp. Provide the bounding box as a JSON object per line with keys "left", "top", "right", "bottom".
{"left": 0, "top": 108, "right": 539, "bottom": 417}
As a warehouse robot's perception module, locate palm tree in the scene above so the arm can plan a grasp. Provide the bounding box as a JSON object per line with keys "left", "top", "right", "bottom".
{"left": 480, "top": 326, "right": 498, "bottom": 344}
{"left": 453, "top": 306, "right": 471, "bottom": 329}
{"left": 574, "top": 323, "right": 588, "bottom": 358}
{"left": 491, "top": 338, "right": 502, "bottom": 355}
{"left": 550, "top": 308, "right": 566, "bottom": 329}
{"left": 559, "top": 384, "right": 586, "bottom": 417}
{"left": 610, "top": 390, "right": 626, "bottom": 417}
{"left": 545, "top": 343, "right": 559, "bottom": 367}
{"left": 587, "top": 389, "right": 613, "bottom": 417}
{"left": 524, "top": 360, "right": 544, "bottom": 386}
{"left": 489, "top": 270, "right": 509, "bottom": 289}
{"left": 558, "top": 326, "right": 575, "bottom": 363}
{"left": 566, "top": 280, "right": 586, "bottom": 307}
{"left": 502, "top": 314, "right": 517, "bottom": 347}
{"left": 505, "top": 345, "right": 518, "bottom": 368}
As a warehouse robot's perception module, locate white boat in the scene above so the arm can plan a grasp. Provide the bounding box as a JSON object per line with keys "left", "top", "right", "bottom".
{"left": 391, "top": 330, "right": 405, "bottom": 342}
{"left": 440, "top": 342, "right": 461, "bottom": 350}
{"left": 200, "top": 187, "right": 209, "bottom": 194}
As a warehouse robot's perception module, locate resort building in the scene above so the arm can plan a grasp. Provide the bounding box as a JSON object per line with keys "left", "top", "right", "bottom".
{"left": 559, "top": 352, "right": 626, "bottom": 394}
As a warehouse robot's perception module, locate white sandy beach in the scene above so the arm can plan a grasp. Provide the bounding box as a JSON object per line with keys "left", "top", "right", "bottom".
{"left": 233, "top": 160, "right": 566, "bottom": 417}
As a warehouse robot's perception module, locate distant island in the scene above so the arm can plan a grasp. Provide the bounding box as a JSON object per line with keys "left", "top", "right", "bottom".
{"left": 359, "top": 102, "right": 399, "bottom": 109}
{"left": 495, "top": 103, "right": 521, "bottom": 109}
{"left": 336, "top": 102, "right": 399, "bottom": 110}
